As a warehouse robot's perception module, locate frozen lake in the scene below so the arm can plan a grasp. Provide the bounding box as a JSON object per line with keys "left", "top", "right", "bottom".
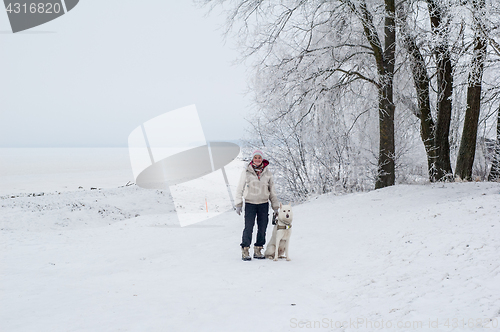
{"left": 0, "top": 148, "right": 134, "bottom": 196}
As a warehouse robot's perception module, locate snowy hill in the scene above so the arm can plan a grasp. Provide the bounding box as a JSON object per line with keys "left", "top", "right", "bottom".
{"left": 1, "top": 182, "right": 500, "bottom": 331}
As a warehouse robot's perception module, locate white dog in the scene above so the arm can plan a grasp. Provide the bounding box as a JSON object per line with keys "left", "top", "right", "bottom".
{"left": 265, "top": 203, "right": 293, "bottom": 261}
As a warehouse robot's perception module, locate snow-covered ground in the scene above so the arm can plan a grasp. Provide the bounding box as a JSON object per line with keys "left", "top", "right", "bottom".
{"left": 1, "top": 149, "right": 500, "bottom": 331}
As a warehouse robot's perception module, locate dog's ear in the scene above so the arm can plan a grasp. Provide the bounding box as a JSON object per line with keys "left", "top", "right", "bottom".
{"left": 279, "top": 202, "right": 282, "bottom": 209}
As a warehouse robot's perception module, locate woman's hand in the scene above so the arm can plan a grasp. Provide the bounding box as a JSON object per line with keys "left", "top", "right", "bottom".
{"left": 236, "top": 206, "right": 242, "bottom": 215}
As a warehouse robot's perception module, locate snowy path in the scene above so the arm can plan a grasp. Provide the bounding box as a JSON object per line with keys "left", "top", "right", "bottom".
{"left": 1, "top": 182, "right": 500, "bottom": 331}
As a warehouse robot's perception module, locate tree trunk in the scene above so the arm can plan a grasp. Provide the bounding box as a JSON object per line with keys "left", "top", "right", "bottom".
{"left": 427, "top": 0, "right": 454, "bottom": 180}
{"left": 398, "top": 6, "right": 437, "bottom": 181}
{"left": 488, "top": 106, "right": 500, "bottom": 181}
{"left": 375, "top": 0, "right": 396, "bottom": 189}
{"left": 357, "top": 0, "right": 395, "bottom": 189}
{"left": 455, "top": 0, "right": 487, "bottom": 181}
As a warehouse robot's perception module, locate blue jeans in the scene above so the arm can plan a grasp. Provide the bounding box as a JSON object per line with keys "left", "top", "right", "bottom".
{"left": 240, "top": 202, "right": 269, "bottom": 248}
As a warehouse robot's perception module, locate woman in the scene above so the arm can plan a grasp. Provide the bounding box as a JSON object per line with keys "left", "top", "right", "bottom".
{"left": 235, "top": 150, "right": 279, "bottom": 261}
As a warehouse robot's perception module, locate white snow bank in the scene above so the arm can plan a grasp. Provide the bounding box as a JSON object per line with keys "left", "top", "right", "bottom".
{"left": 1, "top": 182, "right": 500, "bottom": 331}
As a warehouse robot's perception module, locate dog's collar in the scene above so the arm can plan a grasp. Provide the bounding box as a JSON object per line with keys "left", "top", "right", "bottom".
{"left": 277, "top": 224, "right": 292, "bottom": 230}
{"left": 278, "top": 218, "right": 291, "bottom": 226}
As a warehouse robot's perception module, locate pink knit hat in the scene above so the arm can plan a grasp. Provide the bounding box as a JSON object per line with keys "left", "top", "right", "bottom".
{"left": 252, "top": 150, "right": 264, "bottom": 159}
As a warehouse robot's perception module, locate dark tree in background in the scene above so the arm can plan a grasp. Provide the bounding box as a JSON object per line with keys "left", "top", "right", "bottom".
{"left": 455, "top": 0, "right": 487, "bottom": 181}
{"left": 399, "top": 0, "right": 491, "bottom": 182}
{"left": 398, "top": 3, "right": 437, "bottom": 181}
{"left": 376, "top": 0, "right": 396, "bottom": 189}
{"left": 345, "top": 0, "right": 396, "bottom": 188}
{"left": 488, "top": 106, "right": 500, "bottom": 181}
{"left": 427, "top": 0, "right": 454, "bottom": 180}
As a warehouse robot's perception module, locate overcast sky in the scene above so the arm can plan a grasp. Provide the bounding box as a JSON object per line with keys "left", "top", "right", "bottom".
{"left": 0, "top": 0, "right": 250, "bottom": 147}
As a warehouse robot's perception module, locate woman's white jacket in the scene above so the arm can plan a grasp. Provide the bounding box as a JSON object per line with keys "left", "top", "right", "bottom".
{"left": 235, "top": 162, "right": 280, "bottom": 211}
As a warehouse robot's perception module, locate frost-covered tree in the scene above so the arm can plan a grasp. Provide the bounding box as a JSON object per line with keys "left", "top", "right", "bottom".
{"left": 200, "top": 0, "right": 398, "bottom": 190}
{"left": 200, "top": 0, "right": 500, "bottom": 193}
{"left": 397, "top": 0, "right": 456, "bottom": 181}
{"left": 397, "top": 0, "right": 497, "bottom": 181}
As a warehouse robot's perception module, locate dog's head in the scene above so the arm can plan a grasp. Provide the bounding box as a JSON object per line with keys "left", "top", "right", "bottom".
{"left": 278, "top": 203, "right": 293, "bottom": 223}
